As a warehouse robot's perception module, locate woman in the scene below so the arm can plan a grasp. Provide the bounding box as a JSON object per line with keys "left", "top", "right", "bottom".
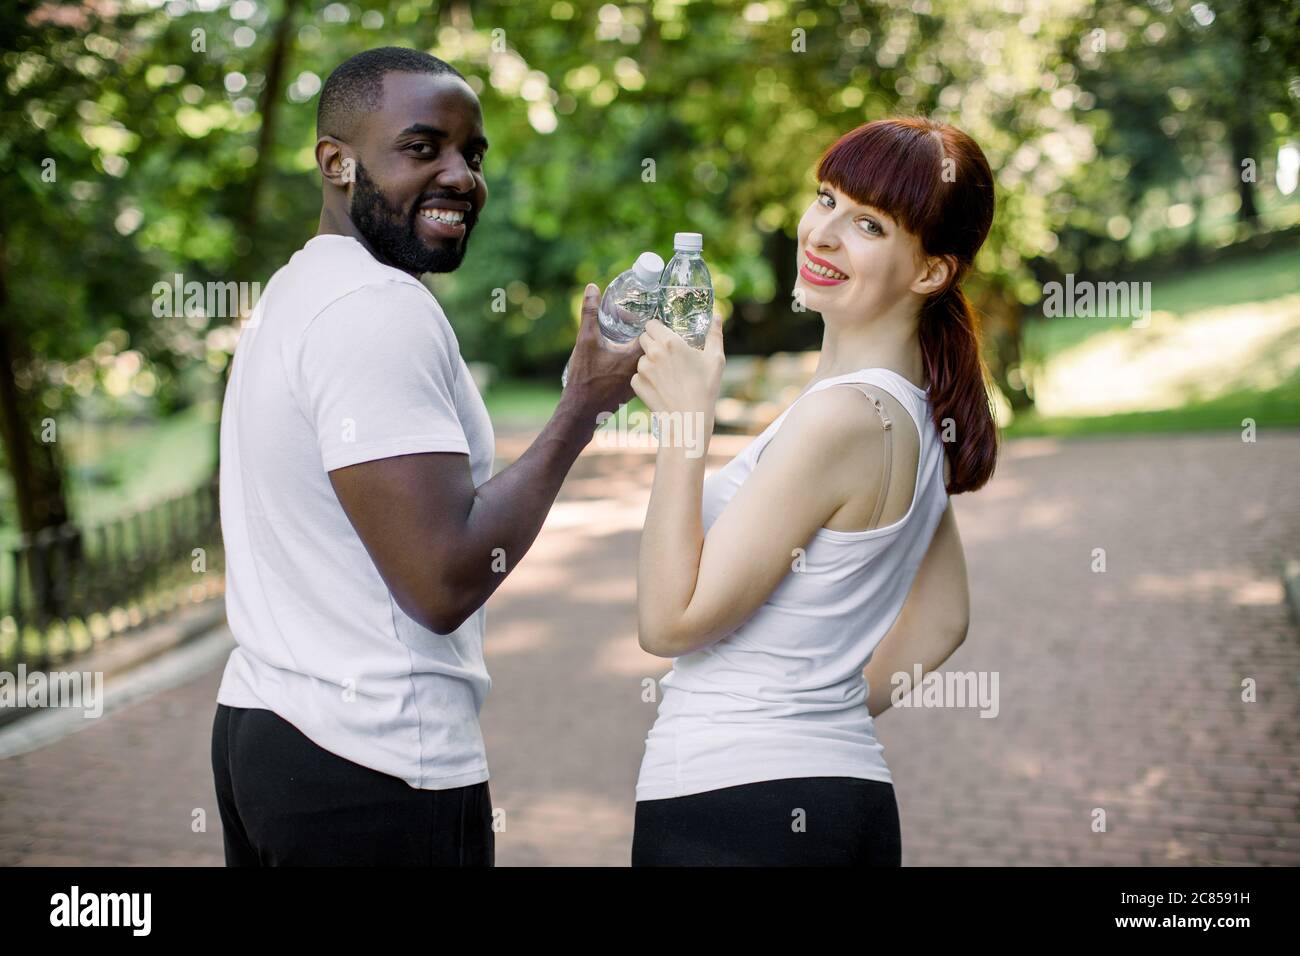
{"left": 628, "top": 117, "right": 998, "bottom": 866}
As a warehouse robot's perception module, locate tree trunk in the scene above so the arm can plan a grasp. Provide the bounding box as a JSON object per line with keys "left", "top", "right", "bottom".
{"left": 0, "top": 223, "right": 82, "bottom": 627}
{"left": 1232, "top": 0, "right": 1262, "bottom": 225}
{"left": 0, "top": 226, "right": 72, "bottom": 537}
{"left": 1179, "top": 193, "right": 1204, "bottom": 267}
{"left": 1232, "top": 120, "right": 1260, "bottom": 225}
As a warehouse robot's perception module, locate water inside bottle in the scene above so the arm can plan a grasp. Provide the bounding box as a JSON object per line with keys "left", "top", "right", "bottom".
{"left": 659, "top": 285, "right": 713, "bottom": 349}
{"left": 599, "top": 285, "right": 660, "bottom": 344}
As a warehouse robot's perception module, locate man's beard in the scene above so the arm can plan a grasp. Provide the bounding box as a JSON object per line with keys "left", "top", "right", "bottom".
{"left": 349, "top": 161, "right": 475, "bottom": 275}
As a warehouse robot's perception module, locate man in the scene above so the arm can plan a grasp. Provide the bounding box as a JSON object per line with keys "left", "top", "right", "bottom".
{"left": 210, "top": 47, "right": 640, "bottom": 866}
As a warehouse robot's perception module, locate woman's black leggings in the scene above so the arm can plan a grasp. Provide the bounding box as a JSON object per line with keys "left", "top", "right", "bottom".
{"left": 632, "top": 776, "right": 901, "bottom": 866}
{"left": 211, "top": 704, "right": 493, "bottom": 866}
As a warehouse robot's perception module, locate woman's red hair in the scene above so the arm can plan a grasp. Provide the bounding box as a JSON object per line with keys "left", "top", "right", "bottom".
{"left": 816, "top": 117, "right": 998, "bottom": 494}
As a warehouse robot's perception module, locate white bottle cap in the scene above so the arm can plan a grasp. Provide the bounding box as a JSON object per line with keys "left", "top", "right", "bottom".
{"left": 633, "top": 251, "right": 665, "bottom": 285}
{"left": 673, "top": 232, "right": 703, "bottom": 253}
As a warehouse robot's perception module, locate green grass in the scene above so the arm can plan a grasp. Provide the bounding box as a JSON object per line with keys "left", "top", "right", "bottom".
{"left": 1014, "top": 242, "right": 1300, "bottom": 437}
{"left": 1002, "top": 368, "right": 1300, "bottom": 438}
{"left": 481, "top": 378, "right": 562, "bottom": 428}
{"left": 1147, "top": 246, "right": 1300, "bottom": 316}
{"left": 1022, "top": 243, "right": 1300, "bottom": 365}
{"left": 482, "top": 378, "right": 651, "bottom": 429}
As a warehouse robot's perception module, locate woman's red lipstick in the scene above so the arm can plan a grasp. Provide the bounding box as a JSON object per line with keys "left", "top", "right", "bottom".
{"left": 799, "top": 251, "right": 849, "bottom": 286}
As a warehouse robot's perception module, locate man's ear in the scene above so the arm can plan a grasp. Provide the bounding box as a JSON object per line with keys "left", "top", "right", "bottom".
{"left": 316, "top": 136, "right": 355, "bottom": 189}
{"left": 911, "top": 253, "right": 955, "bottom": 297}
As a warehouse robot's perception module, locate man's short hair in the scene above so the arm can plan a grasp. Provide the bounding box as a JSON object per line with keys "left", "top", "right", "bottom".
{"left": 317, "top": 47, "right": 464, "bottom": 141}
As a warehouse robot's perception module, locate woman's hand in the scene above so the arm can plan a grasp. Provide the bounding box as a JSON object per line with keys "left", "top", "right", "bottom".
{"left": 630, "top": 316, "right": 725, "bottom": 419}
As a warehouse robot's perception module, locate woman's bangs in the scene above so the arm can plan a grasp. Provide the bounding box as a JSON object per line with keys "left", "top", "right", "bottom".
{"left": 815, "top": 123, "right": 945, "bottom": 236}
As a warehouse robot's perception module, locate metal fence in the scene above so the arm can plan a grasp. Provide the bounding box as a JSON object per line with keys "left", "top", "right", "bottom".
{"left": 0, "top": 477, "right": 225, "bottom": 670}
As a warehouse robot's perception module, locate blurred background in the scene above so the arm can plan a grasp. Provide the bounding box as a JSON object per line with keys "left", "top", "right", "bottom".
{"left": 0, "top": 0, "right": 1297, "bottom": 867}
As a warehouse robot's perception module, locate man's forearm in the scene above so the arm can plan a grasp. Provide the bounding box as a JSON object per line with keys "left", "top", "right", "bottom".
{"left": 437, "top": 393, "right": 602, "bottom": 625}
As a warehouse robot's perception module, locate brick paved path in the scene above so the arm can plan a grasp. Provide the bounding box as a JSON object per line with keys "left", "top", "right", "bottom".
{"left": 1, "top": 430, "right": 1297, "bottom": 866}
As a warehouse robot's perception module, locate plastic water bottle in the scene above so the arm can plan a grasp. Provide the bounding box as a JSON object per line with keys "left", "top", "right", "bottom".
{"left": 561, "top": 251, "right": 665, "bottom": 388}
{"left": 650, "top": 233, "right": 713, "bottom": 441}
{"left": 657, "top": 232, "right": 713, "bottom": 349}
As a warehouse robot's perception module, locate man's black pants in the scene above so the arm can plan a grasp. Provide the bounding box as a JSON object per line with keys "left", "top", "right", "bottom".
{"left": 211, "top": 703, "right": 494, "bottom": 866}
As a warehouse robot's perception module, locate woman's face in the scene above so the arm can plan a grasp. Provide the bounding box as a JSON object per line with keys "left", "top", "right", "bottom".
{"left": 794, "top": 181, "right": 929, "bottom": 321}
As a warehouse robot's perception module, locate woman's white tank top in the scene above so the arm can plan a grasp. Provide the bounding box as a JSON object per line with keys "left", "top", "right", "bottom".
{"left": 635, "top": 367, "right": 950, "bottom": 800}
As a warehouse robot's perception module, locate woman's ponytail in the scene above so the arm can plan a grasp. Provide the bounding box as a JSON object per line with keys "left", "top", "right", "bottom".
{"left": 919, "top": 285, "right": 998, "bottom": 495}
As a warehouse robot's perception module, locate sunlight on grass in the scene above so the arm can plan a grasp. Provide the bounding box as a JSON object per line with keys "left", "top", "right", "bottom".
{"left": 1029, "top": 294, "right": 1300, "bottom": 417}
{"left": 1012, "top": 243, "right": 1300, "bottom": 435}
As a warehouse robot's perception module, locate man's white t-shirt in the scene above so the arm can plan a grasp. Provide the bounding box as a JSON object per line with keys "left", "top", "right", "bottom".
{"left": 216, "top": 234, "right": 495, "bottom": 790}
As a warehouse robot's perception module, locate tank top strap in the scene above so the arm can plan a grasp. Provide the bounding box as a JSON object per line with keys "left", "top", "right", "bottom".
{"left": 831, "top": 368, "right": 931, "bottom": 439}
{"left": 745, "top": 367, "right": 931, "bottom": 467}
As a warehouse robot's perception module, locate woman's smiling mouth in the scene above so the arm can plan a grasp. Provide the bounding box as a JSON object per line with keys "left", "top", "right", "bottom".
{"left": 799, "top": 251, "right": 849, "bottom": 286}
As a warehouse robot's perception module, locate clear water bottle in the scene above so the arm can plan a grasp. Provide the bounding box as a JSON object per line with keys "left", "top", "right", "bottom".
{"left": 650, "top": 233, "right": 713, "bottom": 441}
{"left": 562, "top": 251, "right": 665, "bottom": 388}
{"left": 658, "top": 232, "right": 713, "bottom": 349}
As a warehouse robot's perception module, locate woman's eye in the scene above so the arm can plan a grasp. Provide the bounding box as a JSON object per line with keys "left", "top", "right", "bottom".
{"left": 817, "top": 191, "right": 834, "bottom": 208}
{"left": 859, "top": 218, "right": 882, "bottom": 236}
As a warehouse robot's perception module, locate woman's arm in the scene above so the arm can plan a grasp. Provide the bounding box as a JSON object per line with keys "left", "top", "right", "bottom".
{"left": 863, "top": 502, "right": 970, "bottom": 717}
{"left": 631, "top": 319, "right": 890, "bottom": 657}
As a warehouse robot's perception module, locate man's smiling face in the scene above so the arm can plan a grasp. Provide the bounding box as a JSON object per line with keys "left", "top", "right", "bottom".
{"left": 347, "top": 71, "right": 489, "bottom": 275}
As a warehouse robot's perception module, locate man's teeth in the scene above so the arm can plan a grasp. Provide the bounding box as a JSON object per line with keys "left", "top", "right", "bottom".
{"left": 421, "top": 208, "right": 465, "bottom": 224}
{"left": 806, "top": 258, "right": 848, "bottom": 279}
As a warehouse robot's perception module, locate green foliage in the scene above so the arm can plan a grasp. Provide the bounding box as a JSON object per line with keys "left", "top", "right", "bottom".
{"left": 1062, "top": 0, "right": 1299, "bottom": 271}
{"left": 3, "top": 0, "right": 1122, "bottom": 384}
{"left": 2, "top": 0, "right": 1297, "bottom": 530}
